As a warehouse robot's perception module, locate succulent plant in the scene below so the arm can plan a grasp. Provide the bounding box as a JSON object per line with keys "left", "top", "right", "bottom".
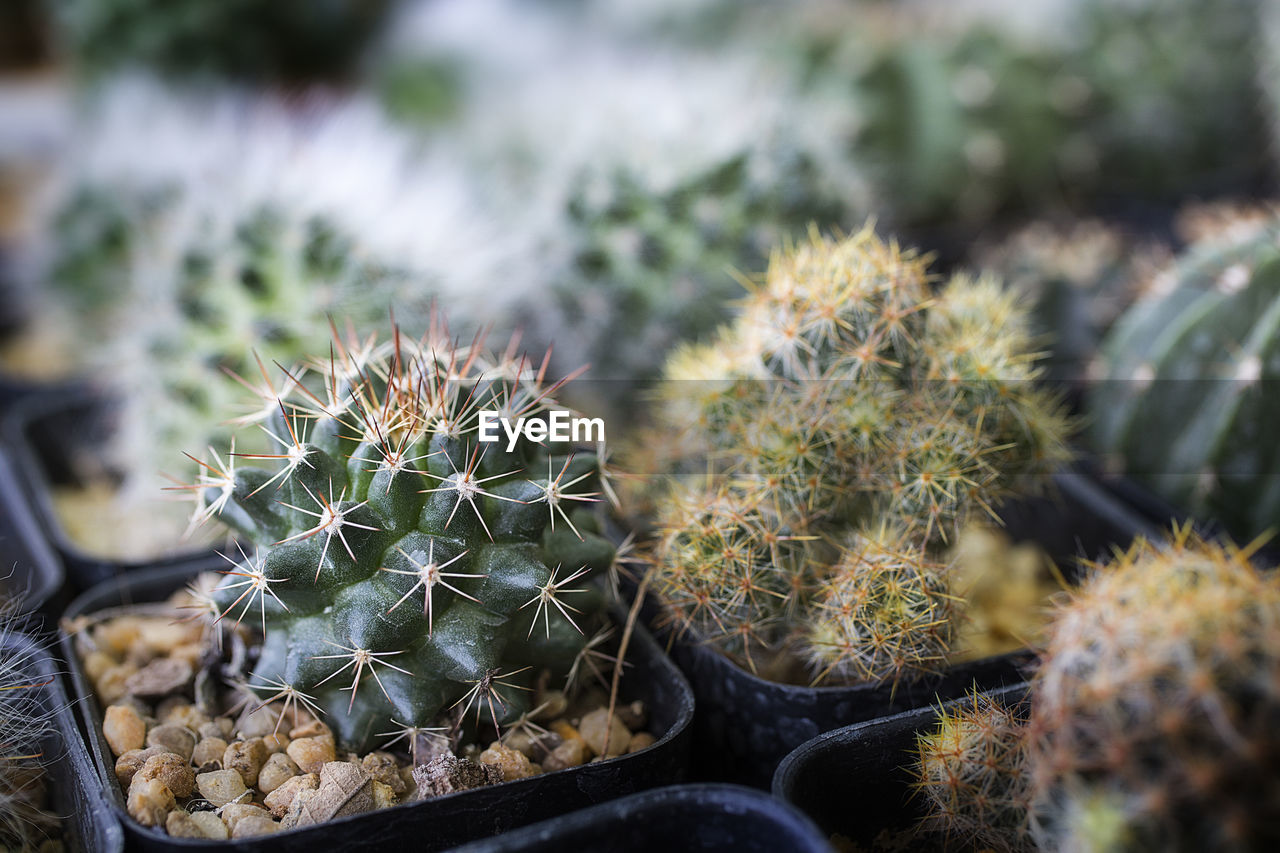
{"left": 196, "top": 321, "right": 617, "bottom": 752}
{"left": 0, "top": 595, "right": 59, "bottom": 851}
{"left": 1027, "top": 528, "right": 1280, "bottom": 851}
{"left": 1090, "top": 215, "right": 1280, "bottom": 542}
{"left": 643, "top": 225, "right": 1071, "bottom": 685}
{"left": 48, "top": 0, "right": 394, "bottom": 81}
{"left": 914, "top": 690, "right": 1032, "bottom": 853}
{"left": 37, "top": 81, "right": 512, "bottom": 559}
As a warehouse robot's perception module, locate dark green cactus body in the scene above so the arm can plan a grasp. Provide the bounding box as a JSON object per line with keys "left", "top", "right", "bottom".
{"left": 205, "top": 333, "right": 614, "bottom": 751}
{"left": 1091, "top": 220, "right": 1280, "bottom": 541}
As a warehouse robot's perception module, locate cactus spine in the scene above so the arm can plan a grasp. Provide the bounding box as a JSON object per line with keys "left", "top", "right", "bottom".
{"left": 197, "top": 321, "right": 616, "bottom": 752}
{"left": 644, "top": 225, "right": 1070, "bottom": 685}
{"left": 1090, "top": 217, "right": 1280, "bottom": 541}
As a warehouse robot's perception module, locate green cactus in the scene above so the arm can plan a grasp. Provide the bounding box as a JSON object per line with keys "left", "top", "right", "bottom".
{"left": 197, "top": 323, "right": 616, "bottom": 752}
{"left": 800, "top": 0, "right": 1268, "bottom": 227}
{"left": 975, "top": 220, "right": 1160, "bottom": 387}
{"left": 1027, "top": 528, "right": 1280, "bottom": 851}
{"left": 48, "top": 0, "right": 394, "bottom": 81}
{"left": 543, "top": 147, "right": 852, "bottom": 413}
{"left": 1090, "top": 216, "right": 1280, "bottom": 542}
{"left": 913, "top": 690, "right": 1032, "bottom": 853}
{"left": 643, "top": 225, "right": 1071, "bottom": 685}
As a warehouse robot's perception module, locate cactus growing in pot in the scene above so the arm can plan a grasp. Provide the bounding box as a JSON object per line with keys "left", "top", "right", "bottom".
{"left": 642, "top": 224, "right": 1072, "bottom": 686}
{"left": 192, "top": 320, "right": 617, "bottom": 752}
{"left": 909, "top": 527, "right": 1280, "bottom": 851}
{"left": 1090, "top": 215, "right": 1280, "bottom": 542}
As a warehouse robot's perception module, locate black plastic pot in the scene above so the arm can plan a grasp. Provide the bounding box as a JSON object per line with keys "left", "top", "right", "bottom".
{"left": 453, "top": 783, "right": 833, "bottom": 853}
{"left": 652, "top": 468, "right": 1163, "bottom": 788}
{"left": 61, "top": 560, "right": 695, "bottom": 853}
{"left": 2, "top": 632, "right": 125, "bottom": 853}
{"left": 0, "top": 445, "right": 65, "bottom": 618}
{"left": 2, "top": 389, "right": 220, "bottom": 593}
{"left": 772, "top": 683, "right": 1029, "bottom": 848}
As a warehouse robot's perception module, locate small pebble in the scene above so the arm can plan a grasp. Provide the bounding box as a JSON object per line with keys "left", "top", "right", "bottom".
{"left": 126, "top": 778, "right": 175, "bottom": 827}
{"left": 258, "top": 753, "right": 301, "bottom": 795}
{"left": 82, "top": 650, "right": 114, "bottom": 683}
{"left": 232, "top": 816, "right": 280, "bottom": 838}
{"left": 103, "top": 705, "right": 147, "bottom": 757}
{"left": 235, "top": 703, "right": 281, "bottom": 739}
{"left": 195, "top": 769, "right": 248, "bottom": 808}
{"left": 224, "top": 738, "right": 269, "bottom": 788}
{"left": 287, "top": 734, "right": 336, "bottom": 774}
{"left": 478, "top": 742, "right": 537, "bottom": 782}
{"left": 361, "top": 752, "right": 406, "bottom": 794}
{"left": 263, "top": 733, "right": 290, "bottom": 754}
{"left": 192, "top": 737, "right": 228, "bottom": 768}
{"left": 197, "top": 722, "right": 223, "bottom": 740}
{"left": 220, "top": 803, "right": 270, "bottom": 834}
{"left": 577, "top": 710, "right": 631, "bottom": 758}
{"left": 146, "top": 724, "right": 196, "bottom": 763}
{"left": 264, "top": 772, "right": 319, "bottom": 817}
{"left": 617, "top": 700, "right": 648, "bottom": 731}
{"left": 371, "top": 781, "right": 398, "bottom": 810}
{"left": 542, "top": 739, "right": 585, "bottom": 772}
{"left": 96, "top": 618, "right": 142, "bottom": 656}
{"left": 288, "top": 718, "right": 329, "bottom": 739}
{"left": 125, "top": 658, "right": 193, "bottom": 699}
{"left": 164, "top": 811, "right": 204, "bottom": 839}
{"left": 162, "top": 703, "right": 210, "bottom": 731}
{"left": 533, "top": 690, "right": 568, "bottom": 721}
{"left": 189, "top": 811, "right": 230, "bottom": 840}
{"left": 627, "top": 732, "right": 657, "bottom": 754}
{"left": 115, "top": 747, "right": 171, "bottom": 787}
{"left": 137, "top": 753, "right": 195, "bottom": 798}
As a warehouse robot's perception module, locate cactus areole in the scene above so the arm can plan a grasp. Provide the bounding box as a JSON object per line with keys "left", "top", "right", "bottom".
{"left": 196, "top": 323, "right": 616, "bottom": 752}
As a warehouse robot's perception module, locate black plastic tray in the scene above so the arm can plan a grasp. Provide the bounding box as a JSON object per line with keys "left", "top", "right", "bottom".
{"left": 60, "top": 561, "right": 695, "bottom": 852}
{"left": 454, "top": 783, "right": 834, "bottom": 853}
{"left": 2, "top": 631, "right": 125, "bottom": 853}
{"left": 3, "top": 389, "right": 221, "bottom": 593}
{"left": 648, "top": 468, "right": 1163, "bottom": 788}
{"left": 772, "top": 683, "right": 1030, "bottom": 848}
{"left": 0, "top": 444, "right": 64, "bottom": 618}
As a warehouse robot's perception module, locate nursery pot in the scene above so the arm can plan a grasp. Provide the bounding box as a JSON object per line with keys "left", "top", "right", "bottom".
{"left": 3, "top": 388, "right": 221, "bottom": 592}
{"left": 453, "top": 783, "right": 833, "bottom": 853}
{"left": 60, "top": 561, "right": 695, "bottom": 853}
{"left": 0, "top": 444, "right": 64, "bottom": 618}
{"left": 2, "top": 631, "right": 125, "bottom": 853}
{"left": 652, "top": 467, "right": 1162, "bottom": 788}
{"left": 772, "top": 683, "right": 1030, "bottom": 848}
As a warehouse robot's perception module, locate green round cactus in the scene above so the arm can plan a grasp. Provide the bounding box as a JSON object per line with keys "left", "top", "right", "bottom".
{"left": 198, "top": 323, "right": 616, "bottom": 752}
{"left": 1090, "top": 216, "right": 1280, "bottom": 541}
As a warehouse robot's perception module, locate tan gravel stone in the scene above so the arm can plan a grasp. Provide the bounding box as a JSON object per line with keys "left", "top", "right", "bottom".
{"left": 195, "top": 769, "right": 248, "bottom": 808}
{"left": 577, "top": 710, "right": 630, "bottom": 758}
{"left": 286, "top": 734, "right": 336, "bottom": 774}
{"left": 146, "top": 724, "right": 196, "bottom": 763}
{"left": 103, "top": 705, "right": 146, "bottom": 756}
{"left": 257, "top": 753, "right": 301, "bottom": 795}
{"left": 263, "top": 772, "right": 319, "bottom": 817}
{"left": 224, "top": 738, "right": 269, "bottom": 788}
{"left": 136, "top": 753, "right": 195, "bottom": 798}
{"left": 126, "top": 778, "right": 174, "bottom": 827}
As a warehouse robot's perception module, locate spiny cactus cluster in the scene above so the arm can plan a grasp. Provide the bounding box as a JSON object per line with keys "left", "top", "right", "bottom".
{"left": 1091, "top": 214, "right": 1280, "bottom": 542}
{"left": 192, "top": 320, "right": 617, "bottom": 752}
{"left": 914, "top": 528, "right": 1280, "bottom": 851}
{"left": 48, "top": 0, "right": 394, "bottom": 81}
{"left": 643, "top": 225, "right": 1071, "bottom": 686}
{"left": 0, "top": 596, "right": 59, "bottom": 851}
{"left": 914, "top": 690, "right": 1032, "bottom": 853}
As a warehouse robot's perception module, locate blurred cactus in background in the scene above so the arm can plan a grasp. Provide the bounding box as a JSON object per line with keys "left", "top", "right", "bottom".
{"left": 47, "top": 0, "right": 395, "bottom": 82}
{"left": 975, "top": 220, "right": 1164, "bottom": 389}
{"left": 641, "top": 225, "right": 1071, "bottom": 685}
{"left": 1091, "top": 214, "right": 1280, "bottom": 542}
{"left": 30, "top": 80, "right": 521, "bottom": 559}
